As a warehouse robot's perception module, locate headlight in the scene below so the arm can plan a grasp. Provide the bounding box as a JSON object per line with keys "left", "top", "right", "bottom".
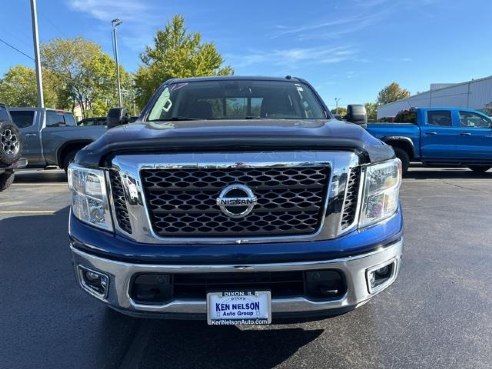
{"left": 68, "top": 164, "right": 113, "bottom": 231}
{"left": 359, "top": 158, "right": 402, "bottom": 228}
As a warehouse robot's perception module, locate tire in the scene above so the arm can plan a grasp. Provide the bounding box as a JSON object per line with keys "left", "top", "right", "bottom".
{"left": 468, "top": 165, "right": 491, "bottom": 173}
{"left": 0, "top": 170, "right": 15, "bottom": 191}
{"left": 393, "top": 147, "right": 410, "bottom": 174}
{"left": 0, "top": 121, "right": 22, "bottom": 166}
{"left": 62, "top": 149, "right": 78, "bottom": 173}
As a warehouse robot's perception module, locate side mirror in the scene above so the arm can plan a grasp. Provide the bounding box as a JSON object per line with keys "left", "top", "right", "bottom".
{"left": 106, "top": 107, "right": 129, "bottom": 129}
{"left": 346, "top": 104, "right": 368, "bottom": 125}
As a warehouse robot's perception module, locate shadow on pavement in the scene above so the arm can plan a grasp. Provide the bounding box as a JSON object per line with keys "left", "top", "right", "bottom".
{"left": 133, "top": 319, "right": 324, "bottom": 369}
{"left": 0, "top": 207, "right": 139, "bottom": 369}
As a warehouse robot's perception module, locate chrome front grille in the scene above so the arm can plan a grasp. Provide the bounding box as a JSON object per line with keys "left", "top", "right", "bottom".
{"left": 109, "top": 170, "right": 132, "bottom": 234}
{"left": 108, "top": 152, "right": 361, "bottom": 244}
{"left": 341, "top": 168, "right": 361, "bottom": 229}
{"left": 140, "top": 167, "right": 330, "bottom": 237}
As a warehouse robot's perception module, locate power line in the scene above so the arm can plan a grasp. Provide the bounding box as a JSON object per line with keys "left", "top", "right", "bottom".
{"left": 0, "top": 36, "right": 57, "bottom": 76}
{"left": 0, "top": 37, "right": 34, "bottom": 61}
{"left": 37, "top": 7, "right": 65, "bottom": 36}
{"left": 0, "top": 24, "right": 33, "bottom": 50}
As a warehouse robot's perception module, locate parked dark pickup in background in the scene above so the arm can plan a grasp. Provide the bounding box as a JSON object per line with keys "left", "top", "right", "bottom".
{"left": 9, "top": 107, "right": 106, "bottom": 171}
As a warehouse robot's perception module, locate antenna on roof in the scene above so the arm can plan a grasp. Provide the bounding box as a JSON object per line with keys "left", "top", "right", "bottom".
{"left": 285, "top": 75, "right": 292, "bottom": 80}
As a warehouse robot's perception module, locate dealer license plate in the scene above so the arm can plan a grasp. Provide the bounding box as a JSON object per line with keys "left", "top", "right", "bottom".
{"left": 207, "top": 290, "right": 272, "bottom": 325}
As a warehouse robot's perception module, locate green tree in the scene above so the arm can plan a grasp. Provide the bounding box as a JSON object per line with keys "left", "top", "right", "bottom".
{"left": 377, "top": 82, "right": 410, "bottom": 105}
{"left": 330, "top": 107, "right": 347, "bottom": 117}
{"left": 135, "top": 15, "right": 233, "bottom": 108}
{"left": 41, "top": 37, "right": 133, "bottom": 117}
{"left": 365, "top": 102, "right": 378, "bottom": 121}
{"left": 0, "top": 65, "right": 57, "bottom": 107}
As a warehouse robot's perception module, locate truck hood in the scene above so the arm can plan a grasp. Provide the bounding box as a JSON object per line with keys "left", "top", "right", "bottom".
{"left": 75, "top": 119, "right": 394, "bottom": 168}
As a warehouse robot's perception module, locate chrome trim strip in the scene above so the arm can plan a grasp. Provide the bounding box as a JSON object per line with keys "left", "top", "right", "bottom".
{"left": 382, "top": 136, "right": 415, "bottom": 150}
{"left": 338, "top": 167, "right": 364, "bottom": 233}
{"left": 70, "top": 238, "right": 403, "bottom": 315}
{"left": 109, "top": 151, "right": 360, "bottom": 244}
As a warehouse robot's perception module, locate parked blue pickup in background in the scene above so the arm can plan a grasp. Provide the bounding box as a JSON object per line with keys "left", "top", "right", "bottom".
{"left": 366, "top": 107, "right": 492, "bottom": 173}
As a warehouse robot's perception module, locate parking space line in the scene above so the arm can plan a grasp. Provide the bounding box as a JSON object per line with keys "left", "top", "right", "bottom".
{"left": 0, "top": 210, "right": 57, "bottom": 214}
{"left": 11, "top": 183, "right": 68, "bottom": 186}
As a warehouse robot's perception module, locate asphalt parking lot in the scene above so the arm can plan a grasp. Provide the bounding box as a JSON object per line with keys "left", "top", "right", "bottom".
{"left": 0, "top": 167, "right": 491, "bottom": 369}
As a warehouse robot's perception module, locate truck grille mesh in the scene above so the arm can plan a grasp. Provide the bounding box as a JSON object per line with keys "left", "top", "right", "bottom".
{"left": 140, "top": 167, "right": 330, "bottom": 237}
{"left": 109, "top": 170, "right": 132, "bottom": 234}
{"left": 340, "top": 168, "right": 361, "bottom": 229}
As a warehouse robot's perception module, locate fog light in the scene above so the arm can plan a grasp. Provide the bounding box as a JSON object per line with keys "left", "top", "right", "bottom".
{"left": 78, "top": 265, "right": 109, "bottom": 299}
{"left": 85, "top": 271, "right": 102, "bottom": 281}
{"left": 367, "top": 261, "right": 396, "bottom": 294}
{"left": 305, "top": 270, "right": 346, "bottom": 299}
{"left": 375, "top": 265, "right": 390, "bottom": 277}
{"left": 130, "top": 273, "right": 172, "bottom": 305}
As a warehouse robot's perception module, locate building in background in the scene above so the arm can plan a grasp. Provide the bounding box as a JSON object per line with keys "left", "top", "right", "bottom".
{"left": 377, "top": 75, "right": 492, "bottom": 119}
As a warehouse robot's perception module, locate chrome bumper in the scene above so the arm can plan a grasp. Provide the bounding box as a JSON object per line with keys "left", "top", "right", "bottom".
{"left": 70, "top": 239, "right": 403, "bottom": 318}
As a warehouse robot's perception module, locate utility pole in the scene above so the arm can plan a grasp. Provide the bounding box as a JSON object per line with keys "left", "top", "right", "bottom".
{"left": 30, "top": 0, "right": 44, "bottom": 108}
{"left": 112, "top": 18, "right": 123, "bottom": 107}
{"left": 334, "top": 97, "right": 341, "bottom": 115}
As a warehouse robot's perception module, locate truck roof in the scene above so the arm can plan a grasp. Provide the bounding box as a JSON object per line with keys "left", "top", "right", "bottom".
{"left": 406, "top": 106, "right": 485, "bottom": 112}
{"left": 165, "top": 75, "right": 305, "bottom": 84}
{"left": 9, "top": 107, "right": 73, "bottom": 114}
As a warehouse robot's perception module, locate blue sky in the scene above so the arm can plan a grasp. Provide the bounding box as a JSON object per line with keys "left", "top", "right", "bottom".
{"left": 1, "top": 0, "right": 492, "bottom": 109}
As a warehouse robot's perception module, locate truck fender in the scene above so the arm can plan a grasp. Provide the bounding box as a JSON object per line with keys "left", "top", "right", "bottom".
{"left": 57, "top": 140, "right": 93, "bottom": 170}
{"left": 381, "top": 136, "right": 415, "bottom": 174}
{"left": 381, "top": 136, "right": 415, "bottom": 158}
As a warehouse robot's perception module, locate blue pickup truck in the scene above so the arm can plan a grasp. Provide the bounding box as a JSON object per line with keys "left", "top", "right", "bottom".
{"left": 67, "top": 76, "right": 403, "bottom": 324}
{"left": 366, "top": 107, "right": 492, "bottom": 173}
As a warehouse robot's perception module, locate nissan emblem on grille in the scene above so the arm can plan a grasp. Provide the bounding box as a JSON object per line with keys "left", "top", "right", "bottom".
{"left": 216, "top": 184, "right": 257, "bottom": 218}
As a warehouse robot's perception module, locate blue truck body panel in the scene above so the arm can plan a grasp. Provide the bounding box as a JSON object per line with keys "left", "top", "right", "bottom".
{"left": 367, "top": 107, "right": 492, "bottom": 169}
{"left": 69, "top": 207, "right": 403, "bottom": 264}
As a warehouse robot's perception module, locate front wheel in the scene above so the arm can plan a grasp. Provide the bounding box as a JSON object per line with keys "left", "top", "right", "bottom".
{"left": 0, "top": 170, "right": 15, "bottom": 191}
{"left": 392, "top": 147, "right": 410, "bottom": 175}
{"left": 62, "top": 150, "right": 78, "bottom": 173}
{"left": 468, "top": 165, "right": 491, "bottom": 173}
{"left": 0, "top": 121, "right": 22, "bottom": 166}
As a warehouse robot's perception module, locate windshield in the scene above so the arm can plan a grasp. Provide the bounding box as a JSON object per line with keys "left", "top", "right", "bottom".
{"left": 147, "top": 80, "right": 327, "bottom": 121}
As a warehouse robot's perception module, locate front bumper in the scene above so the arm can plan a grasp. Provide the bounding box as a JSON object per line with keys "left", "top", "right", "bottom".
{"left": 70, "top": 238, "right": 403, "bottom": 319}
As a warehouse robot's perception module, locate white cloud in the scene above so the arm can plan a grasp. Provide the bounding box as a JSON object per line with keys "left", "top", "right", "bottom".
{"left": 67, "top": 0, "right": 150, "bottom": 22}
{"left": 270, "top": 0, "right": 441, "bottom": 41}
{"left": 66, "top": 0, "right": 164, "bottom": 53}
{"left": 226, "top": 46, "right": 358, "bottom": 69}
{"left": 271, "top": 17, "right": 361, "bottom": 39}
{"left": 270, "top": 8, "right": 392, "bottom": 41}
